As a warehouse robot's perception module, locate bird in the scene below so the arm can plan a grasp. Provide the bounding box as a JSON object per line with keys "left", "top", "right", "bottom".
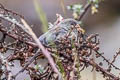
{"left": 39, "top": 15, "right": 84, "bottom": 46}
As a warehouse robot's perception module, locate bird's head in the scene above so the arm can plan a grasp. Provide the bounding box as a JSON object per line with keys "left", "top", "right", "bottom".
{"left": 57, "top": 18, "right": 85, "bottom": 34}
{"left": 58, "top": 18, "right": 78, "bottom": 27}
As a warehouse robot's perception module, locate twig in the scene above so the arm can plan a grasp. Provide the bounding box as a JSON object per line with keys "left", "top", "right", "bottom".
{"left": 0, "top": 25, "right": 37, "bottom": 47}
{"left": 14, "top": 19, "right": 61, "bottom": 77}
{"left": 0, "top": 3, "right": 24, "bottom": 18}
{"left": 0, "top": 53, "right": 13, "bottom": 80}
{"left": 14, "top": 49, "right": 40, "bottom": 78}
{"left": 95, "top": 50, "right": 120, "bottom": 71}
{"left": 78, "top": 3, "right": 91, "bottom": 21}
{"left": 0, "top": 14, "right": 29, "bottom": 33}
{"left": 111, "top": 48, "right": 120, "bottom": 64}
{"left": 80, "top": 58, "right": 119, "bottom": 80}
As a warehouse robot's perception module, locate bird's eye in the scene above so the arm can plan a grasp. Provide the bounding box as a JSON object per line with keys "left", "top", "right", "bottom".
{"left": 70, "top": 21, "right": 77, "bottom": 26}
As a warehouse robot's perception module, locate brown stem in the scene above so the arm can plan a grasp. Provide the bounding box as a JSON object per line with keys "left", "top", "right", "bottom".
{"left": 78, "top": 3, "right": 91, "bottom": 21}
{"left": 80, "top": 58, "right": 119, "bottom": 80}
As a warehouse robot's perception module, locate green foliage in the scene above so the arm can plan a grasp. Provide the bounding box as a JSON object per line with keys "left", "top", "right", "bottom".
{"left": 52, "top": 51, "right": 66, "bottom": 80}
{"left": 88, "top": 0, "right": 99, "bottom": 14}
{"left": 67, "top": 4, "right": 83, "bottom": 18}
{"left": 67, "top": 4, "right": 83, "bottom": 14}
{"left": 57, "top": 60, "right": 66, "bottom": 79}
{"left": 88, "top": 0, "right": 104, "bottom": 14}
{"left": 67, "top": 0, "right": 104, "bottom": 16}
{"left": 34, "top": 64, "right": 44, "bottom": 73}
{"left": 88, "top": 0, "right": 99, "bottom": 4}
{"left": 33, "top": 0, "right": 48, "bottom": 33}
{"left": 72, "top": 40, "right": 81, "bottom": 80}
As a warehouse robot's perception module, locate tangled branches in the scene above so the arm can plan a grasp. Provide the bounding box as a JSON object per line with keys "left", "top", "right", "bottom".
{"left": 0, "top": 3, "right": 120, "bottom": 80}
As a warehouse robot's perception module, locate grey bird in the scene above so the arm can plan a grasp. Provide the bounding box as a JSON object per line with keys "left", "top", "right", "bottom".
{"left": 39, "top": 19, "right": 82, "bottom": 46}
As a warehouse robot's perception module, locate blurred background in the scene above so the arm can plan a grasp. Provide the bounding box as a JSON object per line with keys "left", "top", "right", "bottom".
{"left": 1, "top": 0, "right": 120, "bottom": 80}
